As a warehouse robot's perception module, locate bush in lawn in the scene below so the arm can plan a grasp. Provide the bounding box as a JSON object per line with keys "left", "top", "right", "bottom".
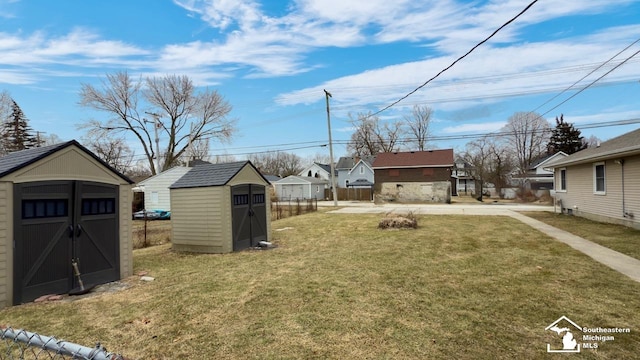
{"left": 378, "top": 212, "right": 418, "bottom": 229}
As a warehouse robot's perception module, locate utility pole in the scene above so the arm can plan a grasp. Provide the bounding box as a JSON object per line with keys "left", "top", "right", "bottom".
{"left": 324, "top": 89, "right": 338, "bottom": 206}
{"left": 145, "top": 111, "right": 162, "bottom": 174}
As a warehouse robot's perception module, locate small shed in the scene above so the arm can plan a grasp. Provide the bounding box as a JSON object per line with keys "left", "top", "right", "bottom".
{"left": 274, "top": 175, "right": 328, "bottom": 200}
{"left": 169, "top": 161, "right": 271, "bottom": 253}
{"left": 0, "top": 141, "right": 134, "bottom": 308}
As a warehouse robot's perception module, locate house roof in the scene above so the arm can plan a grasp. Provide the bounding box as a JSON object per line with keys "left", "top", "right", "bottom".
{"left": 0, "top": 140, "right": 133, "bottom": 183}
{"left": 169, "top": 161, "right": 267, "bottom": 189}
{"left": 336, "top": 155, "right": 377, "bottom": 170}
{"left": 548, "top": 128, "right": 640, "bottom": 168}
{"left": 346, "top": 178, "right": 374, "bottom": 187}
{"left": 529, "top": 151, "right": 568, "bottom": 170}
{"left": 372, "top": 149, "right": 454, "bottom": 169}
{"left": 138, "top": 166, "right": 190, "bottom": 186}
{"left": 275, "top": 175, "right": 328, "bottom": 185}
{"left": 263, "top": 175, "right": 281, "bottom": 183}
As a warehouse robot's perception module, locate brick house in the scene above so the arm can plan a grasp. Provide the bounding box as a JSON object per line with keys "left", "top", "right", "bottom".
{"left": 372, "top": 149, "right": 454, "bottom": 203}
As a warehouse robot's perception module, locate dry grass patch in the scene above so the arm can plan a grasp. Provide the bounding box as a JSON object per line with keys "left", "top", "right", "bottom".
{"left": 522, "top": 211, "right": 640, "bottom": 260}
{"left": 2, "top": 212, "right": 640, "bottom": 359}
{"left": 132, "top": 220, "right": 171, "bottom": 249}
{"left": 378, "top": 212, "right": 418, "bottom": 229}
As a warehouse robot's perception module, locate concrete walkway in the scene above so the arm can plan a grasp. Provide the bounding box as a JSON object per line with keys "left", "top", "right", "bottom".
{"left": 327, "top": 203, "right": 640, "bottom": 283}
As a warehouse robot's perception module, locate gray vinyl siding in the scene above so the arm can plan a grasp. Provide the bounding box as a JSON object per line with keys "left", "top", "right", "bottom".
{"left": 556, "top": 156, "right": 639, "bottom": 228}
{"left": 170, "top": 187, "right": 232, "bottom": 253}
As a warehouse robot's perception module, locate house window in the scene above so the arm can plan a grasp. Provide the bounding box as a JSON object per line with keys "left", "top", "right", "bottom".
{"left": 151, "top": 191, "right": 159, "bottom": 204}
{"left": 594, "top": 162, "right": 605, "bottom": 194}
{"left": 558, "top": 168, "right": 566, "bottom": 191}
{"left": 359, "top": 166, "right": 364, "bottom": 174}
{"left": 316, "top": 185, "right": 320, "bottom": 193}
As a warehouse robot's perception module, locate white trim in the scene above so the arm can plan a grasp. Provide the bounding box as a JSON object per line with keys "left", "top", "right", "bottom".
{"left": 556, "top": 168, "right": 567, "bottom": 192}
{"left": 593, "top": 162, "right": 606, "bottom": 195}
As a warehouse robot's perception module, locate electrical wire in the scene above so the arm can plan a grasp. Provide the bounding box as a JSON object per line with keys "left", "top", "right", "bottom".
{"left": 368, "top": 0, "right": 539, "bottom": 117}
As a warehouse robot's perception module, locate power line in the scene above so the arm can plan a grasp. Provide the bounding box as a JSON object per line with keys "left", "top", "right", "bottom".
{"left": 531, "top": 37, "right": 640, "bottom": 114}
{"left": 368, "top": 0, "right": 539, "bottom": 117}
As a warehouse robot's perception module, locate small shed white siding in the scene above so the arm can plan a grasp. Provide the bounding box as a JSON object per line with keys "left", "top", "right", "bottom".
{"left": 138, "top": 166, "right": 190, "bottom": 210}
{"left": 274, "top": 176, "right": 327, "bottom": 200}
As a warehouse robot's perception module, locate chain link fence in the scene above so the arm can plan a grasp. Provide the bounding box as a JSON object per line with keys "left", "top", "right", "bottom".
{"left": 1, "top": 327, "right": 126, "bottom": 360}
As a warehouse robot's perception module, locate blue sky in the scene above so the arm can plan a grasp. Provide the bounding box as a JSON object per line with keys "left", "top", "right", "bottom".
{"left": 1, "top": 0, "right": 640, "bottom": 165}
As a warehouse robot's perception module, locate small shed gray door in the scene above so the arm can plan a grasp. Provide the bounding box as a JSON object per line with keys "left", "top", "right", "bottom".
{"left": 232, "top": 184, "right": 267, "bottom": 251}
{"left": 13, "top": 181, "right": 119, "bottom": 304}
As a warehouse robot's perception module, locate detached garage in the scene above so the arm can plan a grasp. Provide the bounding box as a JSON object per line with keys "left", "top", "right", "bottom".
{"left": 169, "top": 161, "right": 271, "bottom": 253}
{"left": 0, "top": 141, "right": 134, "bottom": 308}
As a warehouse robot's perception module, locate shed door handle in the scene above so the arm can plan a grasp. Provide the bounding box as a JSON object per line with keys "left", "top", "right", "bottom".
{"left": 68, "top": 225, "right": 74, "bottom": 238}
{"left": 75, "top": 224, "right": 83, "bottom": 237}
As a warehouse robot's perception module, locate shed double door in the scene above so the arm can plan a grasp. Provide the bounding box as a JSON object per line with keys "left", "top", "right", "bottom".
{"left": 232, "top": 184, "right": 267, "bottom": 251}
{"left": 13, "top": 181, "right": 120, "bottom": 304}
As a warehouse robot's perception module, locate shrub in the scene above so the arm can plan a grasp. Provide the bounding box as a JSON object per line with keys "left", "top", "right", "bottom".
{"left": 378, "top": 212, "right": 418, "bottom": 229}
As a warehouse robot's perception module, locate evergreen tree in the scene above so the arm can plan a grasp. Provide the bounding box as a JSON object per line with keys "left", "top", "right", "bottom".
{"left": 2, "top": 100, "right": 38, "bottom": 152}
{"left": 546, "top": 114, "right": 586, "bottom": 155}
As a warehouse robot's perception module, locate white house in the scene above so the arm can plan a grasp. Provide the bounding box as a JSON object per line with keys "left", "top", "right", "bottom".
{"left": 135, "top": 166, "right": 191, "bottom": 210}
{"left": 298, "top": 162, "right": 333, "bottom": 181}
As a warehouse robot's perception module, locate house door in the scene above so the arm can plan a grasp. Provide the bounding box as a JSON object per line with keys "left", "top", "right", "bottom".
{"left": 13, "top": 181, "right": 120, "bottom": 304}
{"left": 232, "top": 184, "right": 267, "bottom": 251}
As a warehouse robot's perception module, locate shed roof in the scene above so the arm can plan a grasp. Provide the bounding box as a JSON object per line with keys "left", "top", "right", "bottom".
{"left": 548, "top": 128, "right": 640, "bottom": 167}
{"left": 170, "top": 161, "right": 267, "bottom": 189}
{"left": 0, "top": 140, "right": 133, "bottom": 183}
{"left": 372, "top": 149, "right": 454, "bottom": 169}
{"left": 275, "top": 175, "right": 328, "bottom": 185}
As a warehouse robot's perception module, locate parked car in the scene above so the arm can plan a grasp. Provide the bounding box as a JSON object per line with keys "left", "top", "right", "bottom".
{"left": 133, "top": 209, "right": 170, "bottom": 220}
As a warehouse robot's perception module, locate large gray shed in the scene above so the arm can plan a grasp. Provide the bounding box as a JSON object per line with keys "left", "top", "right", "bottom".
{"left": 0, "top": 141, "right": 134, "bottom": 308}
{"left": 169, "top": 161, "right": 271, "bottom": 253}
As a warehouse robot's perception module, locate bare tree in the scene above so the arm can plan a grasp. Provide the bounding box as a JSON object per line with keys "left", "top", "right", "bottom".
{"left": 503, "top": 112, "right": 550, "bottom": 177}
{"left": 583, "top": 134, "right": 601, "bottom": 148}
{"left": 347, "top": 112, "right": 404, "bottom": 156}
{"left": 248, "top": 151, "right": 302, "bottom": 177}
{"left": 404, "top": 104, "right": 432, "bottom": 151}
{"left": 79, "top": 71, "right": 235, "bottom": 175}
{"left": 462, "top": 136, "right": 514, "bottom": 200}
{"left": 81, "top": 128, "right": 134, "bottom": 174}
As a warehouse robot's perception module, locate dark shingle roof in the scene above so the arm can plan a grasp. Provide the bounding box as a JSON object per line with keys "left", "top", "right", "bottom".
{"left": 336, "top": 157, "right": 357, "bottom": 170}
{"left": 372, "top": 149, "right": 454, "bottom": 168}
{"left": 170, "top": 161, "right": 266, "bottom": 189}
{"left": 548, "top": 128, "right": 640, "bottom": 167}
{"left": 0, "top": 140, "right": 133, "bottom": 183}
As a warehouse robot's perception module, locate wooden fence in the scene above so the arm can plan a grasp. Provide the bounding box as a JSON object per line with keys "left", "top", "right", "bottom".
{"left": 325, "top": 187, "right": 373, "bottom": 201}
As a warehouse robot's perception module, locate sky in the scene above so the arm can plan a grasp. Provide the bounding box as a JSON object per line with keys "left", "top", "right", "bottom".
{"left": 1, "top": 0, "right": 640, "bottom": 166}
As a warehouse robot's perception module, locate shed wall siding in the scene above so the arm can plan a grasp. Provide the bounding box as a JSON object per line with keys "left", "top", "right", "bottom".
{"left": 227, "top": 166, "right": 268, "bottom": 186}
{"left": 556, "top": 157, "right": 639, "bottom": 228}
{"left": 2, "top": 148, "right": 124, "bottom": 184}
{"left": 119, "top": 185, "right": 133, "bottom": 278}
{"left": 171, "top": 187, "right": 232, "bottom": 252}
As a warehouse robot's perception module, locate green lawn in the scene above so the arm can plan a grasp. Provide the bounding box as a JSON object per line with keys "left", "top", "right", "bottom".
{"left": 2, "top": 212, "right": 639, "bottom": 359}
{"left": 522, "top": 211, "right": 640, "bottom": 260}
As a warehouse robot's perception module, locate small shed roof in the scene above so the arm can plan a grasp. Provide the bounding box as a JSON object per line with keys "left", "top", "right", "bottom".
{"left": 0, "top": 140, "right": 133, "bottom": 183}
{"left": 170, "top": 161, "right": 267, "bottom": 189}
{"left": 372, "top": 149, "right": 454, "bottom": 169}
{"left": 275, "top": 175, "right": 328, "bottom": 185}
